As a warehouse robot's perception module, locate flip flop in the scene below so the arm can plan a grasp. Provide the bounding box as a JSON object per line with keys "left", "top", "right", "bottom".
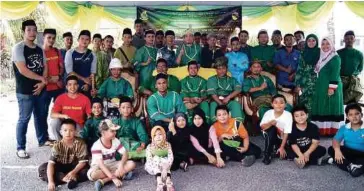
{"left": 16, "top": 150, "right": 29, "bottom": 159}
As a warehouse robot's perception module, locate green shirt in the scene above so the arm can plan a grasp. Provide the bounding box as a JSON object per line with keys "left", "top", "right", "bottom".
{"left": 81, "top": 116, "right": 104, "bottom": 146}
{"left": 94, "top": 50, "right": 109, "bottom": 89}
{"left": 250, "top": 45, "right": 275, "bottom": 73}
{"left": 207, "top": 75, "right": 241, "bottom": 96}
{"left": 176, "top": 43, "right": 201, "bottom": 66}
{"left": 114, "top": 45, "right": 136, "bottom": 67}
{"left": 97, "top": 77, "right": 134, "bottom": 99}
{"left": 147, "top": 91, "right": 186, "bottom": 122}
{"left": 140, "top": 74, "right": 181, "bottom": 93}
{"left": 338, "top": 48, "right": 363, "bottom": 76}
{"left": 134, "top": 46, "right": 157, "bottom": 89}
{"left": 180, "top": 75, "right": 207, "bottom": 99}
{"left": 113, "top": 117, "right": 149, "bottom": 145}
{"left": 243, "top": 75, "right": 277, "bottom": 99}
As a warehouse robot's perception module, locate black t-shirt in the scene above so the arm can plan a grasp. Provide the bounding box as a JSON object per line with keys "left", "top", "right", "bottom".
{"left": 200, "top": 47, "right": 224, "bottom": 68}
{"left": 289, "top": 122, "right": 320, "bottom": 151}
{"left": 12, "top": 42, "right": 45, "bottom": 94}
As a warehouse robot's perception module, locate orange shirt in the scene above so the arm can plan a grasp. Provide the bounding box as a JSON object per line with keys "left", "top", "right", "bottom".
{"left": 45, "top": 48, "right": 63, "bottom": 91}
{"left": 212, "top": 118, "right": 248, "bottom": 139}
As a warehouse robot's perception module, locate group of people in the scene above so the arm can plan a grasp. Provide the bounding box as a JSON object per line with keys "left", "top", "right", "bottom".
{"left": 11, "top": 18, "right": 364, "bottom": 191}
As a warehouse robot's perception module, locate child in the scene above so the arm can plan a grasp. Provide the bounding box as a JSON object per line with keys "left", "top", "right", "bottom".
{"left": 289, "top": 105, "right": 326, "bottom": 169}
{"left": 168, "top": 113, "right": 191, "bottom": 171}
{"left": 260, "top": 94, "right": 292, "bottom": 165}
{"left": 114, "top": 28, "right": 136, "bottom": 69}
{"left": 38, "top": 119, "right": 89, "bottom": 190}
{"left": 210, "top": 105, "right": 261, "bottom": 166}
{"left": 87, "top": 119, "right": 136, "bottom": 190}
{"left": 327, "top": 103, "right": 364, "bottom": 177}
{"left": 145, "top": 126, "right": 175, "bottom": 191}
{"left": 189, "top": 108, "right": 225, "bottom": 168}
{"left": 81, "top": 98, "right": 105, "bottom": 151}
{"left": 225, "top": 37, "right": 249, "bottom": 86}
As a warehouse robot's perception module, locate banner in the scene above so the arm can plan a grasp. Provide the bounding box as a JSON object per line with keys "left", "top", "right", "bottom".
{"left": 137, "top": 6, "right": 242, "bottom": 38}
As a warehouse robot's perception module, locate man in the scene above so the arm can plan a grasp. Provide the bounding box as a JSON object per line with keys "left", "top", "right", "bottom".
{"left": 271, "top": 30, "right": 285, "bottom": 51}
{"left": 201, "top": 33, "right": 208, "bottom": 47}
{"left": 293, "top": 30, "right": 305, "bottom": 50}
{"left": 65, "top": 30, "right": 97, "bottom": 98}
{"left": 157, "top": 30, "right": 177, "bottom": 68}
{"left": 338, "top": 30, "right": 364, "bottom": 104}
{"left": 92, "top": 33, "right": 109, "bottom": 89}
{"left": 238, "top": 30, "right": 252, "bottom": 60}
{"left": 147, "top": 73, "right": 186, "bottom": 131}
{"left": 176, "top": 29, "right": 201, "bottom": 66}
{"left": 273, "top": 34, "right": 300, "bottom": 90}
{"left": 140, "top": 58, "right": 181, "bottom": 96}
{"left": 114, "top": 28, "right": 136, "bottom": 70}
{"left": 194, "top": 32, "right": 201, "bottom": 45}
{"left": 250, "top": 30, "right": 275, "bottom": 73}
{"left": 219, "top": 36, "right": 229, "bottom": 54}
{"left": 201, "top": 34, "right": 224, "bottom": 68}
{"left": 131, "top": 19, "right": 145, "bottom": 49}
{"left": 60, "top": 32, "right": 73, "bottom": 62}
{"left": 12, "top": 20, "right": 50, "bottom": 158}
{"left": 155, "top": 30, "right": 165, "bottom": 49}
{"left": 103, "top": 35, "right": 116, "bottom": 64}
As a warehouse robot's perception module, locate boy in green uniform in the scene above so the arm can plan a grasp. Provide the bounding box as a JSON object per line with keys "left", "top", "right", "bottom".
{"left": 250, "top": 30, "right": 275, "bottom": 73}
{"left": 207, "top": 57, "right": 244, "bottom": 122}
{"left": 180, "top": 60, "right": 210, "bottom": 122}
{"left": 92, "top": 34, "right": 109, "bottom": 89}
{"left": 338, "top": 31, "right": 363, "bottom": 104}
{"left": 176, "top": 29, "right": 201, "bottom": 66}
{"left": 114, "top": 28, "right": 136, "bottom": 70}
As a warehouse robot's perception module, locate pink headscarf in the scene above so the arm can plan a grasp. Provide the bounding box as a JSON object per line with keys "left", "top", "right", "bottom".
{"left": 314, "top": 37, "right": 338, "bottom": 75}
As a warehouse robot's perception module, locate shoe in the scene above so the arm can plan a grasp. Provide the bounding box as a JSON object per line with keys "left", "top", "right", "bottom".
{"left": 262, "top": 154, "right": 272, "bottom": 165}
{"left": 123, "top": 171, "right": 133, "bottom": 180}
{"left": 39, "top": 140, "right": 55, "bottom": 147}
{"left": 67, "top": 180, "right": 78, "bottom": 189}
{"left": 242, "top": 155, "right": 256, "bottom": 167}
{"left": 179, "top": 161, "right": 188, "bottom": 172}
{"left": 16, "top": 150, "right": 30, "bottom": 159}
{"left": 318, "top": 156, "right": 331, "bottom": 165}
{"left": 294, "top": 158, "right": 306, "bottom": 169}
{"left": 348, "top": 163, "right": 364, "bottom": 177}
{"left": 94, "top": 180, "right": 104, "bottom": 191}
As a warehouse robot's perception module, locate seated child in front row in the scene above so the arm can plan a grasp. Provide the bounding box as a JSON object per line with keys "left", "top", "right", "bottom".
{"left": 289, "top": 105, "right": 326, "bottom": 169}
{"left": 38, "top": 119, "right": 89, "bottom": 191}
{"left": 210, "top": 105, "right": 261, "bottom": 167}
{"left": 327, "top": 103, "right": 364, "bottom": 177}
{"left": 87, "top": 119, "right": 136, "bottom": 191}
{"left": 260, "top": 94, "right": 292, "bottom": 165}
{"left": 145, "top": 126, "right": 175, "bottom": 191}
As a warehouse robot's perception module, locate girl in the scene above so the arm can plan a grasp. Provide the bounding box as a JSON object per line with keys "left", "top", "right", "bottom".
{"left": 168, "top": 113, "right": 191, "bottom": 171}
{"left": 145, "top": 126, "right": 175, "bottom": 191}
{"left": 189, "top": 108, "right": 225, "bottom": 168}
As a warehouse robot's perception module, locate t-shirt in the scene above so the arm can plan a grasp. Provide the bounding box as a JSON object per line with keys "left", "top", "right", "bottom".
{"left": 45, "top": 47, "right": 63, "bottom": 91}
{"left": 12, "top": 41, "right": 46, "bottom": 95}
{"left": 52, "top": 93, "right": 91, "bottom": 126}
{"left": 49, "top": 138, "right": 88, "bottom": 165}
{"left": 334, "top": 123, "right": 364, "bottom": 152}
{"left": 212, "top": 118, "right": 248, "bottom": 140}
{"left": 260, "top": 109, "right": 293, "bottom": 134}
{"left": 90, "top": 138, "right": 126, "bottom": 166}
{"left": 289, "top": 122, "right": 320, "bottom": 151}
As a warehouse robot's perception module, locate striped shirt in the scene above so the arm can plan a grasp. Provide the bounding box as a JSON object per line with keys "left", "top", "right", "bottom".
{"left": 90, "top": 138, "right": 126, "bottom": 166}
{"left": 49, "top": 138, "right": 88, "bottom": 165}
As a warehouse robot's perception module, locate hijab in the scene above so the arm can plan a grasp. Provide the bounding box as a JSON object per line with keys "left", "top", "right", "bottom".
{"left": 172, "top": 113, "right": 190, "bottom": 140}
{"left": 190, "top": 108, "right": 210, "bottom": 148}
{"left": 303, "top": 34, "right": 320, "bottom": 66}
{"left": 314, "top": 37, "right": 338, "bottom": 74}
{"left": 150, "top": 126, "right": 168, "bottom": 150}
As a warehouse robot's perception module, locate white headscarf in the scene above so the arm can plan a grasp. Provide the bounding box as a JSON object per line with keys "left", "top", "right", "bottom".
{"left": 314, "top": 37, "right": 338, "bottom": 75}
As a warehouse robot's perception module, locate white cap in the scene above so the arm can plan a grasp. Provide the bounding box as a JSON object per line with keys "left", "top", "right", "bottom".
{"left": 109, "top": 58, "right": 122, "bottom": 69}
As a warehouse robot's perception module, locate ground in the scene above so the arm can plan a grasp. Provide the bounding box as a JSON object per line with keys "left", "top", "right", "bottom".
{"left": 0, "top": 94, "right": 363, "bottom": 191}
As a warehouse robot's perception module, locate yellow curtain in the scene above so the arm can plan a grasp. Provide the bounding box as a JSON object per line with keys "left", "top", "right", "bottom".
{"left": 100, "top": 11, "right": 134, "bottom": 29}
{"left": 0, "top": 1, "right": 39, "bottom": 20}
{"left": 44, "top": 2, "right": 79, "bottom": 29}
{"left": 345, "top": 1, "right": 364, "bottom": 19}
{"left": 272, "top": 4, "right": 298, "bottom": 33}
{"left": 243, "top": 11, "right": 273, "bottom": 30}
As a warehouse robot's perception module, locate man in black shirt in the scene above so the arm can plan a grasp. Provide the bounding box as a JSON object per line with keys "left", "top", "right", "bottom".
{"left": 200, "top": 34, "right": 224, "bottom": 68}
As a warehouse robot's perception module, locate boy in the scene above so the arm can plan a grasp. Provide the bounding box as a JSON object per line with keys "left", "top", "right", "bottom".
{"left": 210, "top": 105, "right": 261, "bottom": 166}
{"left": 113, "top": 96, "right": 148, "bottom": 157}
{"left": 289, "top": 105, "right": 326, "bottom": 169}
{"left": 88, "top": 119, "right": 136, "bottom": 190}
{"left": 50, "top": 75, "right": 91, "bottom": 140}
{"left": 131, "top": 19, "right": 145, "bottom": 49}
{"left": 157, "top": 30, "right": 177, "bottom": 68}
{"left": 219, "top": 36, "right": 229, "bottom": 55}
{"left": 238, "top": 30, "right": 252, "bottom": 60}
{"left": 103, "top": 35, "right": 116, "bottom": 63}
{"left": 250, "top": 30, "right": 275, "bottom": 73}
{"left": 38, "top": 119, "right": 89, "bottom": 190}
{"left": 114, "top": 28, "right": 136, "bottom": 70}
{"left": 155, "top": 30, "right": 165, "bottom": 49}
{"left": 176, "top": 29, "right": 201, "bottom": 66}
{"left": 92, "top": 33, "right": 109, "bottom": 89}
{"left": 293, "top": 30, "right": 305, "bottom": 50}
{"left": 271, "top": 30, "right": 284, "bottom": 51}
{"left": 60, "top": 32, "right": 73, "bottom": 62}
{"left": 194, "top": 32, "right": 201, "bottom": 45}
{"left": 207, "top": 57, "right": 244, "bottom": 123}
{"left": 327, "top": 103, "right": 364, "bottom": 177}
{"left": 65, "top": 30, "right": 96, "bottom": 98}
{"left": 201, "top": 33, "right": 224, "bottom": 68}
{"left": 260, "top": 94, "right": 292, "bottom": 165}
{"left": 225, "top": 37, "right": 249, "bottom": 86}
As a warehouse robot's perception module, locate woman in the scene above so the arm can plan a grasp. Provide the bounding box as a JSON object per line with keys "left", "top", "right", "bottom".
{"left": 295, "top": 34, "right": 320, "bottom": 113}
{"left": 311, "top": 37, "right": 344, "bottom": 136}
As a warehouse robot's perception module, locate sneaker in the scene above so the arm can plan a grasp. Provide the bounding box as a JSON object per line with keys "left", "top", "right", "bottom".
{"left": 67, "top": 180, "right": 78, "bottom": 189}
{"left": 348, "top": 163, "right": 364, "bottom": 177}
{"left": 262, "top": 155, "right": 272, "bottom": 165}
{"left": 241, "top": 155, "right": 256, "bottom": 167}
{"left": 319, "top": 156, "right": 332, "bottom": 165}
{"left": 123, "top": 171, "right": 133, "bottom": 180}
{"left": 294, "top": 158, "right": 306, "bottom": 169}
{"left": 16, "top": 150, "right": 30, "bottom": 159}
{"left": 94, "top": 180, "right": 104, "bottom": 191}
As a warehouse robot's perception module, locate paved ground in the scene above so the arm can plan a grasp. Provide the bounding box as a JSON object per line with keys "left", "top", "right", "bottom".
{"left": 1, "top": 95, "right": 363, "bottom": 191}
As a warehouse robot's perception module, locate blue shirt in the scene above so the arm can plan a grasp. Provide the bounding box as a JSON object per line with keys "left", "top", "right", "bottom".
{"left": 225, "top": 51, "right": 249, "bottom": 86}
{"left": 158, "top": 46, "right": 177, "bottom": 68}
{"left": 334, "top": 123, "right": 364, "bottom": 152}
{"left": 273, "top": 48, "right": 300, "bottom": 87}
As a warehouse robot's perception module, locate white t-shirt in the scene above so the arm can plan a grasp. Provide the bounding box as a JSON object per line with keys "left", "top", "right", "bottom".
{"left": 90, "top": 138, "right": 126, "bottom": 166}
{"left": 260, "top": 109, "right": 292, "bottom": 134}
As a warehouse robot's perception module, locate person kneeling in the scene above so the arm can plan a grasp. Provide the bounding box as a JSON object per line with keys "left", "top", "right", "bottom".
{"left": 38, "top": 119, "right": 89, "bottom": 191}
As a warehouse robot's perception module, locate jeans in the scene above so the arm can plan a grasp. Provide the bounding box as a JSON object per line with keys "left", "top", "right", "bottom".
{"left": 16, "top": 91, "right": 48, "bottom": 150}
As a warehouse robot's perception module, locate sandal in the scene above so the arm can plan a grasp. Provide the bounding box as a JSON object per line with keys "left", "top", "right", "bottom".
{"left": 156, "top": 181, "right": 165, "bottom": 191}
{"left": 179, "top": 161, "right": 188, "bottom": 172}
{"left": 16, "top": 150, "right": 29, "bottom": 159}
{"left": 166, "top": 179, "right": 175, "bottom": 191}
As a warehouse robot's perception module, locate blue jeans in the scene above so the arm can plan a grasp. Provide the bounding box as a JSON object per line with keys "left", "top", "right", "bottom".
{"left": 44, "top": 89, "right": 64, "bottom": 118}
{"left": 16, "top": 91, "right": 48, "bottom": 150}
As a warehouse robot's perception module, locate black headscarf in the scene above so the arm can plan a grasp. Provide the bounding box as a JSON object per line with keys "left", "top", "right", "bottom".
{"left": 190, "top": 108, "right": 210, "bottom": 148}
{"left": 171, "top": 113, "right": 190, "bottom": 144}
{"left": 303, "top": 34, "right": 320, "bottom": 66}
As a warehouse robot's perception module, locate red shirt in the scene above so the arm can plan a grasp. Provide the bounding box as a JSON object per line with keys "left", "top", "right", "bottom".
{"left": 52, "top": 93, "right": 91, "bottom": 126}
{"left": 45, "top": 48, "right": 63, "bottom": 91}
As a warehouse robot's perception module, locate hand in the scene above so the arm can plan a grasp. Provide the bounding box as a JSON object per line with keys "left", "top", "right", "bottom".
{"left": 270, "top": 120, "right": 277, "bottom": 126}
{"left": 91, "top": 89, "right": 98, "bottom": 97}
{"left": 40, "top": 76, "right": 48, "bottom": 85}
{"left": 48, "top": 76, "right": 59, "bottom": 83}
{"left": 112, "top": 178, "right": 123, "bottom": 187}
{"left": 334, "top": 150, "right": 345, "bottom": 164}
{"left": 168, "top": 120, "right": 176, "bottom": 135}
{"left": 81, "top": 84, "right": 89, "bottom": 92}
{"left": 222, "top": 96, "right": 230, "bottom": 105}
{"left": 237, "top": 147, "right": 248, "bottom": 153}
{"left": 328, "top": 89, "right": 334, "bottom": 96}
{"left": 147, "top": 57, "right": 152, "bottom": 65}
{"left": 144, "top": 90, "right": 153, "bottom": 96}
{"left": 206, "top": 154, "right": 217, "bottom": 164}
{"left": 297, "top": 154, "right": 306, "bottom": 165}
{"left": 286, "top": 66, "right": 292, "bottom": 74}
{"left": 62, "top": 114, "right": 70, "bottom": 119}
{"left": 260, "top": 82, "right": 267, "bottom": 90}
{"left": 63, "top": 171, "right": 76, "bottom": 182}
{"left": 216, "top": 157, "right": 225, "bottom": 168}
{"left": 114, "top": 167, "right": 125, "bottom": 178}
{"left": 48, "top": 182, "right": 56, "bottom": 191}
{"left": 277, "top": 147, "right": 287, "bottom": 159}
{"left": 83, "top": 77, "right": 90, "bottom": 85}
{"left": 33, "top": 82, "right": 45, "bottom": 95}
{"left": 136, "top": 145, "right": 144, "bottom": 153}
{"left": 303, "top": 152, "right": 310, "bottom": 162}
{"left": 179, "top": 47, "right": 185, "bottom": 56}
{"left": 221, "top": 133, "right": 233, "bottom": 140}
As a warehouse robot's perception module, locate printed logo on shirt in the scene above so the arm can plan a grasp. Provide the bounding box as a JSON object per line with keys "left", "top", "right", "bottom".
{"left": 46, "top": 56, "right": 59, "bottom": 61}
{"left": 27, "top": 54, "right": 43, "bottom": 73}
{"left": 63, "top": 106, "right": 82, "bottom": 110}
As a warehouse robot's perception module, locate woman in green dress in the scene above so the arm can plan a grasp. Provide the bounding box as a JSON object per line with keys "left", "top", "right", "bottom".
{"left": 311, "top": 37, "right": 344, "bottom": 136}
{"left": 295, "top": 34, "right": 320, "bottom": 113}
